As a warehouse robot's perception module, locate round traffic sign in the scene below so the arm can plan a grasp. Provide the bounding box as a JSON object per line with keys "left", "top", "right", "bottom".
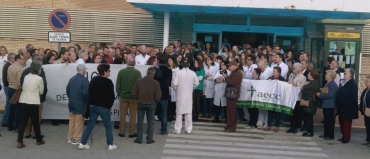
{"left": 48, "top": 9, "right": 71, "bottom": 31}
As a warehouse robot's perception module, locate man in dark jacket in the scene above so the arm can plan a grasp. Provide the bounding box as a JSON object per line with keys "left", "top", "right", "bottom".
{"left": 66, "top": 64, "right": 89, "bottom": 144}
{"left": 223, "top": 61, "right": 242, "bottom": 132}
{"left": 20, "top": 56, "right": 48, "bottom": 139}
{"left": 154, "top": 53, "right": 172, "bottom": 135}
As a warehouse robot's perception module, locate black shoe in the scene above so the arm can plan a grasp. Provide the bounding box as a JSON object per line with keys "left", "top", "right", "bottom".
{"left": 319, "top": 135, "right": 325, "bottom": 138}
{"left": 24, "top": 135, "right": 32, "bottom": 138}
{"left": 324, "top": 137, "right": 334, "bottom": 140}
{"left": 240, "top": 118, "right": 248, "bottom": 122}
{"left": 147, "top": 140, "right": 155, "bottom": 144}
{"left": 114, "top": 125, "right": 119, "bottom": 129}
{"left": 134, "top": 140, "right": 142, "bottom": 144}
{"left": 337, "top": 138, "right": 343, "bottom": 142}
{"left": 302, "top": 133, "right": 314, "bottom": 137}
{"left": 200, "top": 115, "right": 206, "bottom": 118}
{"left": 341, "top": 140, "right": 349, "bottom": 144}
{"left": 1, "top": 123, "right": 7, "bottom": 127}
{"left": 286, "top": 128, "right": 294, "bottom": 133}
{"left": 299, "top": 128, "right": 307, "bottom": 131}
{"left": 292, "top": 129, "right": 298, "bottom": 134}
{"left": 129, "top": 134, "right": 137, "bottom": 138}
{"left": 161, "top": 131, "right": 168, "bottom": 135}
{"left": 32, "top": 135, "right": 44, "bottom": 139}
{"left": 0, "top": 134, "right": 1, "bottom": 137}
{"left": 7, "top": 128, "right": 15, "bottom": 131}
{"left": 118, "top": 134, "right": 125, "bottom": 137}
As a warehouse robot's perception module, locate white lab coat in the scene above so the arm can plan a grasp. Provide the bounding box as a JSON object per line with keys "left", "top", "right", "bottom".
{"left": 203, "top": 65, "right": 217, "bottom": 98}
{"left": 172, "top": 68, "right": 199, "bottom": 114}
{"left": 242, "top": 64, "right": 257, "bottom": 80}
{"left": 213, "top": 70, "right": 231, "bottom": 107}
{"left": 170, "top": 67, "right": 180, "bottom": 102}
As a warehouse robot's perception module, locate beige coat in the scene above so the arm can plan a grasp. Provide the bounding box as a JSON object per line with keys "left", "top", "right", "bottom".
{"left": 19, "top": 74, "right": 44, "bottom": 105}
{"left": 288, "top": 73, "right": 307, "bottom": 101}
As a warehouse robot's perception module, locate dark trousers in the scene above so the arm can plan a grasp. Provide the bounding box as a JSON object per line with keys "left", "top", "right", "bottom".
{"left": 17, "top": 103, "right": 42, "bottom": 142}
{"left": 323, "top": 108, "right": 335, "bottom": 138}
{"left": 213, "top": 104, "right": 227, "bottom": 122}
{"left": 7, "top": 88, "right": 20, "bottom": 130}
{"left": 136, "top": 103, "right": 155, "bottom": 142}
{"left": 203, "top": 97, "right": 214, "bottom": 116}
{"left": 365, "top": 116, "right": 370, "bottom": 142}
{"left": 267, "top": 111, "right": 281, "bottom": 127}
{"left": 248, "top": 108, "right": 259, "bottom": 128}
{"left": 192, "top": 90, "right": 202, "bottom": 120}
{"left": 290, "top": 102, "right": 302, "bottom": 129}
{"left": 305, "top": 113, "right": 314, "bottom": 134}
{"left": 226, "top": 99, "right": 237, "bottom": 130}
{"left": 339, "top": 119, "right": 353, "bottom": 142}
{"left": 168, "top": 100, "right": 176, "bottom": 119}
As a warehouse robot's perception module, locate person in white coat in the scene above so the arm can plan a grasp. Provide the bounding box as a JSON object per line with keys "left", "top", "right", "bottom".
{"left": 212, "top": 61, "right": 231, "bottom": 123}
{"left": 203, "top": 56, "right": 217, "bottom": 118}
{"left": 172, "top": 59, "right": 199, "bottom": 134}
{"left": 168, "top": 57, "right": 180, "bottom": 122}
{"left": 257, "top": 61, "right": 273, "bottom": 128}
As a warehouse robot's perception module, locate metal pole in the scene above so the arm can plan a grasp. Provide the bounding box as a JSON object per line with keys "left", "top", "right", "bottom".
{"left": 57, "top": 42, "right": 61, "bottom": 52}
{"left": 163, "top": 12, "right": 170, "bottom": 51}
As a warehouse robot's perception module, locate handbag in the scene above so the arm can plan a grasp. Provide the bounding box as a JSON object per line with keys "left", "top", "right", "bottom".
{"left": 320, "top": 87, "right": 329, "bottom": 94}
{"left": 300, "top": 99, "right": 309, "bottom": 107}
{"left": 225, "top": 87, "right": 238, "bottom": 99}
{"left": 10, "top": 88, "right": 22, "bottom": 105}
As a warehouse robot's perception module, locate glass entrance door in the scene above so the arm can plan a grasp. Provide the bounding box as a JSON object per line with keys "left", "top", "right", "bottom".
{"left": 195, "top": 32, "right": 220, "bottom": 52}
{"left": 275, "top": 36, "right": 302, "bottom": 56}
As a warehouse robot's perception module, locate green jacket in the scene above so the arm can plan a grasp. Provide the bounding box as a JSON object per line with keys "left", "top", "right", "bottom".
{"left": 116, "top": 67, "right": 142, "bottom": 99}
{"left": 194, "top": 69, "right": 205, "bottom": 91}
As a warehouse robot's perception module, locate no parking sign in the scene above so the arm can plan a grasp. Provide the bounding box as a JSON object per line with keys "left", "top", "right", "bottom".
{"left": 48, "top": 8, "right": 71, "bottom": 31}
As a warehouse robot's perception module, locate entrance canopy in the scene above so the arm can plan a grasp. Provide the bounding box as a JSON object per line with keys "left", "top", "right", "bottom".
{"left": 128, "top": 0, "right": 370, "bottom": 19}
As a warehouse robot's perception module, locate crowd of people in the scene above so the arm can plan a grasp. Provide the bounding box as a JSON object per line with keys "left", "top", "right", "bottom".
{"left": 0, "top": 39, "right": 369, "bottom": 150}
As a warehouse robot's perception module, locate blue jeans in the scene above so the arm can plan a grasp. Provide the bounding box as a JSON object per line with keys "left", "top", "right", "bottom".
{"left": 2, "top": 86, "right": 11, "bottom": 124}
{"left": 7, "top": 88, "right": 20, "bottom": 129}
{"left": 267, "top": 110, "right": 281, "bottom": 127}
{"left": 155, "top": 100, "right": 168, "bottom": 133}
{"left": 81, "top": 105, "right": 113, "bottom": 145}
{"left": 203, "top": 97, "right": 214, "bottom": 116}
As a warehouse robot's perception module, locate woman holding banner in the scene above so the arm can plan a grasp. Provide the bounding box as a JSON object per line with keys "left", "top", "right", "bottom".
{"left": 301, "top": 69, "right": 320, "bottom": 137}
{"left": 264, "top": 67, "right": 285, "bottom": 132}
{"left": 317, "top": 70, "right": 338, "bottom": 140}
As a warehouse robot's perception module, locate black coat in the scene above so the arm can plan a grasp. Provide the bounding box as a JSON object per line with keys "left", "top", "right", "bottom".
{"left": 360, "top": 88, "right": 370, "bottom": 115}
{"left": 336, "top": 78, "right": 359, "bottom": 120}
{"left": 301, "top": 80, "right": 320, "bottom": 115}
{"left": 154, "top": 65, "right": 172, "bottom": 100}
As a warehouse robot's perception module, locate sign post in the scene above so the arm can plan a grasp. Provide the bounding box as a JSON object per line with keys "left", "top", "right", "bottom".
{"left": 48, "top": 8, "right": 71, "bottom": 51}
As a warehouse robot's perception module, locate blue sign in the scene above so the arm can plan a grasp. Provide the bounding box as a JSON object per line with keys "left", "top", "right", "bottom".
{"left": 48, "top": 9, "right": 71, "bottom": 31}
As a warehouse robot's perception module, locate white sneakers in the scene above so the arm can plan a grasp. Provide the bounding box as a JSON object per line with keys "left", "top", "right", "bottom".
{"left": 67, "top": 140, "right": 72, "bottom": 144}
{"left": 71, "top": 140, "right": 81, "bottom": 145}
{"left": 78, "top": 143, "right": 117, "bottom": 150}
{"left": 78, "top": 144, "right": 90, "bottom": 150}
{"left": 108, "top": 144, "right": 117, "bottom": 150}
{"left": 173, "top": 130, "right": 180, "bottom": 135}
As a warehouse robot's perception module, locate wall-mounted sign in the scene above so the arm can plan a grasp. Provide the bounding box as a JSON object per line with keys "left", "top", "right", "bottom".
{"left": 327, "top": 32, "right": 360, "bottom": 38}
{"left": 345, "top": 42, "right": 356, "bottom": 55}
{"left": 204, "top": 36, "right": 212, "bottom": 42}
{"left": 48, "top": 32, "right": 71, "bottom": 43}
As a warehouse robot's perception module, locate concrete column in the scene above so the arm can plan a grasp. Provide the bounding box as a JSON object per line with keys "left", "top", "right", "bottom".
{"left": 163, "top": 12, "right": 170, "bottom": 50}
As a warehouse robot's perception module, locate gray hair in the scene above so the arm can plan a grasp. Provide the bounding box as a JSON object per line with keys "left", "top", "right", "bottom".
{"left": 32, "top": 56, "right": 43, "bottom": 64}
{"left": 126, "top": 57, "right": 135, "bottom": 66}
{"left": 30, "top": 62, "right": 42, "bottom": 74}
{"left": 78, "top": 50, "right": 87, "bottom": 58}
{"left": 344, "top": 68, "right": 355, "bottom": 79}
{"left": 77, "top": 64, "right": 87, "bottom": 73}
{"left": 147, "top": 67, "right": 156, "bottom": 75}
{"left": 7, "top": 53, "right": 15, "bottom": 60}
{"left": 293, "top": 63, "right": 302, "bottom": 71}
{"left": 18, "top": 49, "right": 23, "bottom": 55}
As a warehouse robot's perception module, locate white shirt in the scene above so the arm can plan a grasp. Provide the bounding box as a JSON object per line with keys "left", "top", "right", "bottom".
{"left": 76, "top": 58, "right": 85, "bottom": 64}
{"left": 0, "top": 54, "right": 8, "bottom": 80}
{"left": 135, "top": 54, "right": 150, "bottom": 65}
{"left": 218, "top": 51, "right": 228, "bottom": 58}
{"left": 260, "top": 67, "right": 273, "bottom": 80}
{"left": 242, "top": 64, "right": 257, "bottom": 79}
{"left": 271, "top": 61, "right": 288, "bottom": 80}
{"left": 25, "top": 58, "right": 32, "bottom": 67}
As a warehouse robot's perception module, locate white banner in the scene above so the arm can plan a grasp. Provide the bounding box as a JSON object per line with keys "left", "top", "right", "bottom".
{"left": 237, "top": 79, "right": 301, "bottom": 115}
{"left": 42, "top": 64, "right": 151, "bottom": 121}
